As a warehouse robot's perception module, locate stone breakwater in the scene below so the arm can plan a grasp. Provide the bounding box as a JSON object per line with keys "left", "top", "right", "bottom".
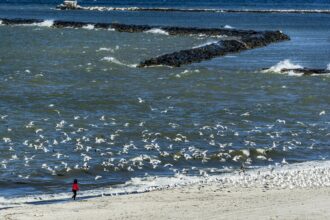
{"left": 0, "top": 18, "right": 290, "bottom": 67}
{"left": 139, "top": 31, "right": 289, "bottom": 67}
{"left": 56, "top": 4, "right": 330, "bottom": 14}
{"left": 112, "top": 24, "right": 289, "bottom": 67}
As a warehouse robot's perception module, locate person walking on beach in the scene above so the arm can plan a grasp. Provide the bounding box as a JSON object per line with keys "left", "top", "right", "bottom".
{"left": 72, "top": 179, "right": 79, "bottom": 200}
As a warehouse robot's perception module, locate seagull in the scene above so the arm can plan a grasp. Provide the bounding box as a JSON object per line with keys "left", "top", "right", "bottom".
{"left": 0, "top": 115, "right": 8, "bottom": 120}
{"left": 95, "top": 175, "right": 102, "bottom": 180}
{"left": 26, "top": 121, "right": 35, "bottom": 128}
{"left": 54, "top": 109, "right": 61, "bottom": 116}
{"left": 138, "top": 97, "right": 145, "bottom": 103}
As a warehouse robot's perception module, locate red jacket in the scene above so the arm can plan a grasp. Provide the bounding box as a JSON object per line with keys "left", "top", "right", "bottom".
{"left": 72, "top": 183, "right": 79, "bottom": 191}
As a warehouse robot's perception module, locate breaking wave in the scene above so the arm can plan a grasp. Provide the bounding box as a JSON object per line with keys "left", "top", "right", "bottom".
{"left": 144, "top": 28, "right": 169, "bottom": 35}
{"left": 224, "top": 25, "right": 234, "bottom": 29}
{"left": 101, "top": 56, "right": 137, "bottom": 68}
{"left": 36, "top": 20, "right": 54, "bottom": 27}
{"left": 262, "top": 59, "right": 304, "bottom": 76}
{"left": 83, "top": 24, "right": 95, "bottom": 30}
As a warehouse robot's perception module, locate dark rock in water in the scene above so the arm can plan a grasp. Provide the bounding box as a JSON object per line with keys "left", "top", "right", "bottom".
{"left": 139, "top": 31, "right": 289, "bottom": 67}
{"left": 1, "top": 18, "right": 43, "bottom": 25}
{"left": 94, "top": 23, "right": 112, "bottom": 29}
{"left": 111, "top": 23, "right": 152, "bottom": 33}
{"left": 280, "top": 68, "right": 330, "bottom": 75}
{"left": 53, "top": 20, "right": 90, "bottom": 28}
{"left": 139, "top": 40, "right": 245, "bottom": 67}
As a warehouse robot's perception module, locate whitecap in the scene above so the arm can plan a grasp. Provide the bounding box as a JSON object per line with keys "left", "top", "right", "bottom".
{"left": 83, "top": 24, "right": 95, "bottom": 30}
{"left": 263, "top": 59, "right": 303, "bottom": 76}
{"left": 144, "top": 28, "right": 169, "bottom": 35}
{"left": 36, "top": 20, "right": 54, "bottom": 27}
{"left": 175, "top": 69, "right": 200, "bottom": 78}
{"left": 224, "top": 25, "right": 234, "bottom": 29}
{"left": 101, "top": 56, "right": 137, "bottom": 68}
{"left": 327, "top": 63, "right": 330, "bottom": 70}
{"left": 192, "top": 40, "right": 220, "bottom": 49}
{"left": 264, "top": 59, "right": 302, "bottom": 73}
{"left": 96, "top": 47, "right": 115, "bottom": 53}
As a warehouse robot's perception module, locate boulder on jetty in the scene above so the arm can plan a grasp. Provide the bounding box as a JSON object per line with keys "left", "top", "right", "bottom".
{"left": 0, "top": 18, "right": 43, "bottom": 25}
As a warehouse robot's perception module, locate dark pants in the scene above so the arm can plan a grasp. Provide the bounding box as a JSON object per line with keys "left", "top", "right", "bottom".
{"left": 72, "top": 190, "right": 77, "bottom": 200}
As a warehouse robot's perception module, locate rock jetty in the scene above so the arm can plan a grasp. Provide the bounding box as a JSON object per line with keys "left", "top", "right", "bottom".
{"left": 0, "top": 18, "right": 290, "bottom": 67}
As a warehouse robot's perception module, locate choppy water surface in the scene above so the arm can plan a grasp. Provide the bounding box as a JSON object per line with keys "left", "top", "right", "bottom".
{"left": 0, "top": 1, "right": 330, "bottom": 200}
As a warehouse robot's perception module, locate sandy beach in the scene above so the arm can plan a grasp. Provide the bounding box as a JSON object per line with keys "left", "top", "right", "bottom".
{"left": 2, "top": 179, "right": 330, "bottom": 220}
{"left": 2, "top": 161, "right": 330, "bottom": 220}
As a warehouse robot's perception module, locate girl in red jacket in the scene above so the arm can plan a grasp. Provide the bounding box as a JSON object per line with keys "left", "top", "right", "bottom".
{"left": 72, "top": 179, "right": 79, "bottom": 200}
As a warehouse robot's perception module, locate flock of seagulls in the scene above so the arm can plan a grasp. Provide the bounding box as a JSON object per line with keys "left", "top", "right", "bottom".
{"left": 0, "top": 96, "right": 328, "bottom": 184}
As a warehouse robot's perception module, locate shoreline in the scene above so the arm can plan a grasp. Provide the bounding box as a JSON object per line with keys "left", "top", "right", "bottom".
{"left": 1, "top": 180, "right": 330, "bottom": 219}
{"left": 1, "top": 160, "right": 330, "bottom": 219}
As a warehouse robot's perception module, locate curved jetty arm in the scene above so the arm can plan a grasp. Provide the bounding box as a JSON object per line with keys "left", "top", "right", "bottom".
{"left": 139, "top": 31, "right": 289, "bottom": 67}
{"left": 111, "top": 24, "right": 289, "bottom": 67}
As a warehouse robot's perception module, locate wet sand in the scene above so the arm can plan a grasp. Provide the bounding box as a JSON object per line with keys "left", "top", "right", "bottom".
{"left": 1, "top": 183, "right": 330, "bottom": 220}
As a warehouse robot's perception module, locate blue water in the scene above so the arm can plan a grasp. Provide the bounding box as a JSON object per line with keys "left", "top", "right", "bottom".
{"left": 0, "top": 0, "right": 329, "bottom": 202}
{"left": 1, "top": 0, "right": 330, "bottom": 9}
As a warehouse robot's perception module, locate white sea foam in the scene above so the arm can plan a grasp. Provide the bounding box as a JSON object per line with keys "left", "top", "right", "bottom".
{"left": 327, "top": 63, "right": 330, "bottom": 70}
{"left": 36, "top": 20, "right": 54, "bottom": 27}
{"left": 144, "top": 28, "right": 169, "bottom": 35}
{"left": 0, "top": 20, "right": 3, "bottom": 26}
{"left": 96, "top": 48, "right": 115, "bottom": 53}
{"left": 175, "top": 69, "right": 200, "bottom": 78}
{"left": 263, "top": 59, "right": 304, "bottom": 76}
{"left": 224, "top": 25, "right": 234, "bottom": 29}
{"left": 1, "top": 160, "right": 330, "bottom": 208}
{"left": 101, "top": 56, "right": 137, "bottom": 68}
{"left": 265, "top": 59, "right": 303, "bottom": 73}
{"left": 83, "top": 24, "right": 95, "bottom": 30}
{"left": 193, "top": 40, "right": 220, "bottom": 49}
